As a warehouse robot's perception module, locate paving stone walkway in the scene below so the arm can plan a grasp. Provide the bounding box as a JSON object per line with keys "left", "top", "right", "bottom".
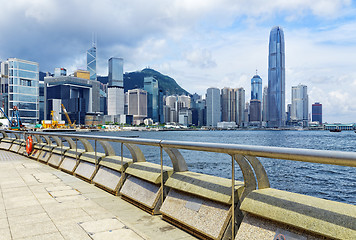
{"left": 0, "top": 150, "right": 196, "bottom": 240}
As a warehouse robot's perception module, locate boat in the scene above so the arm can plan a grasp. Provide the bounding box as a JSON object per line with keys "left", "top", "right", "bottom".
{"left": 330, "top": 129, "right": 342, "bottom": 132}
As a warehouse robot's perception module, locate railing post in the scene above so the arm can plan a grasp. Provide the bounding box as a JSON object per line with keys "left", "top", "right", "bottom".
{"left": 60, "top": 136, "right": 63, "bottom": 161}
{"left": 75, "top": 138, "right": 78, "bottom": 162}
{"left": 121, "top": 142, "right": 123, "bottom": 176}
{"left": 231, "top": 154, "right": 235, "bottom": 239}
{"left": 160, "top": 143, "right": 164, "bottom": 205}
{"left": 94, "top": 139, "right": 97, "bottom": 167}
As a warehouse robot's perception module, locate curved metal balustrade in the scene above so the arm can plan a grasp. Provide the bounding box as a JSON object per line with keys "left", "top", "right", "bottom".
{"left": 1, "top": 130, "right": 356, "bottom": 240}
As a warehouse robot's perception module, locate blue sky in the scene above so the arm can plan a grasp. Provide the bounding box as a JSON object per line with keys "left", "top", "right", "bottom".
{"left": 0, "top": 0, "right": 356, "bottom": 123}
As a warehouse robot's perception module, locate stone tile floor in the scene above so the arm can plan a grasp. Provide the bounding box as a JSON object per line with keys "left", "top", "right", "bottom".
{"left": 0, "top": 150, "right": 196, "bottom": 240}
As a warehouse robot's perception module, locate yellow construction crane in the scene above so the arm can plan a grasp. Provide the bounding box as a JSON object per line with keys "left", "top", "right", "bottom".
{"left": 61, "top": 104, "right": 76, "bottom": 127}
{"left": 42, "top": 111, "right": 65, "bottom": 128}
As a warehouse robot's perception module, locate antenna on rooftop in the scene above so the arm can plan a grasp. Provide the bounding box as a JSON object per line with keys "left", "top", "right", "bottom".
{"left": 92, "top": 32, "right": 97, "bottom": 48}
{"left": 256, "top": 69, "right": 258, "bottom": 75}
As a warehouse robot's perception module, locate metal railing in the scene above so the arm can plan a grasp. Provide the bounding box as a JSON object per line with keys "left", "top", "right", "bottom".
{"left": 2, "top": 129, "right": 356, "bottom": 237}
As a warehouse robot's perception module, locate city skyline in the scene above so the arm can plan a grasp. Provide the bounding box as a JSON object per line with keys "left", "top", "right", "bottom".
{"left": 0, "top": 1, "right": 356, "bottom": 123}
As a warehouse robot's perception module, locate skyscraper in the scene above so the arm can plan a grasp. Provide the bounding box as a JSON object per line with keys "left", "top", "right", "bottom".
{"left": 206, "top": 87, "right": 221, "bottom": 127}
{"left": 312, "top": 102, "right": 322, "bottom": 124}
{"left": 1, "top": 58, "right": 39, "bottom": 123}
{"left": 262, "top": 86, "right": 268, "bottom": 122}
{"left": 251, "top": 74, "right": 262, "bottom": 101}
{"left": 236, "top": 88, "right": 245, "bottom": 126}
{"left": 108, "top": 57, "right": 123, "bottom": 87}
{"left": 177, "top": 95, "right": 191, "bottom": 110}
{"left": 165, "top": 95, "right": 178, "bottom": 123}
{"left": 291, "top": 84, "right": 308, "bottom": 126}
{"left": 107, "top": 87, "right": 124, "bottom": 116}
{"left": 221, "top": 87, "right": 236, "bottom": 122}
{"left": 107, "top": 57, "right": 124, "bottom": 116}
{"left": 267, "top": 26, "right": 285, "bottom": 128}
{"left": 249, "top": 99, "right": 261, "bottom": 122}
{"left": 144, "top": 76, "right": 159, "bottom": 122}
{"left": 87, "top": 41, "right": 97, "bottom": 81}
{"left": 127, "top": 89, "right": 147, "bottom": 124}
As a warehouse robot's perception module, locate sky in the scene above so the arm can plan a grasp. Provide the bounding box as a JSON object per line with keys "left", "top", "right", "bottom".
{"left": 0, "top": 0, "right": 356, "bottom": 123}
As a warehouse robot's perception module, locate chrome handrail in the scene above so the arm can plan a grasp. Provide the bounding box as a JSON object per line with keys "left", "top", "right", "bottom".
{"left": 5, "top": 130, "right": 356, "bottom": 167}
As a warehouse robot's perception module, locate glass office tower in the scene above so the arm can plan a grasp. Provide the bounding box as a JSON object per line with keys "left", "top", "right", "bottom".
{"left": 87, "top": 46, "right": 97, "bottom": 81}
{"left": 291, "top": 84, "right": 308, "bottom": 126}
{"left": 312, "top": 102, "right": 322, "bottom": 124}
{"left": 251, "top": 74, "right": 262, "bottom": 101}
{"left": 108, "top": 57, "right": 123, "bottom": 87}
{"left": 144, "top": 77, "right": 159, "bottom": 122}
{"left": 267, "top": 26, "right": 285, "bottom": 128}
{"left": 7, "top": 58, "right": 39, "bottom": 123}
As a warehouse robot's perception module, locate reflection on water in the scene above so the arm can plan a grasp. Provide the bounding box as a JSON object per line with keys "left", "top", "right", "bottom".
{"left": 86, "top": 130, "right": 356, "bottom": 205}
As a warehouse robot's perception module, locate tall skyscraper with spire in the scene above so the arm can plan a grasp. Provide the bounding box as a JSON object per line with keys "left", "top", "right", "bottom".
{"left": 87, "top": 36, "right": 97, "bottom": 81}
{"left": 251, "top": 71, "right": 262, "bottom": 101}
{"left": 267, "top": 26, "right": 285, "bottom": 128}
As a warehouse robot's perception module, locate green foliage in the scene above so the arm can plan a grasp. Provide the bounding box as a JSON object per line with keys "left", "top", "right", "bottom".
{"left": 124, "top": 68, "right": 190, "bottom": 96}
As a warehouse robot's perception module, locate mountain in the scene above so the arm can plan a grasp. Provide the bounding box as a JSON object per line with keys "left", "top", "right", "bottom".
{"left": 124, "top": 68, "right": 189, "bottom": 95}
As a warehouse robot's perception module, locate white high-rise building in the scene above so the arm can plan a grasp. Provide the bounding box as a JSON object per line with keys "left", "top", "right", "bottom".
{"left": 206, "top": 87, "right": 221, "bottom": 127}
{"left": 127, "top": 89, "right": 147, "bottom": 124}
{"left": 177, "top": 95, "right": 191, "bottom": 110}
{"left": 291, "top": 84, "right": 308, "bottom": 126}
{"left": 107, "top": 88, "right": 124, "bottom": 116}
{"left": 165, "top": 95, "right": 177, "bottom": 109}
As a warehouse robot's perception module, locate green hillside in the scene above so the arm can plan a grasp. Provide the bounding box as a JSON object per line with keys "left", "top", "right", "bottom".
{"left": 124, "top": 68, "right": 190, "bottom": 95}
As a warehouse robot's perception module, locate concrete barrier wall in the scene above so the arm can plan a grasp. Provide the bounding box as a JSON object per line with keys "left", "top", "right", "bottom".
{"left": 59, "top": 149, "right": 85, "bottom": 173}
{"left": 9, "top": 139, "right": 23, "bottom": 153}
{"left": 0, "top": 138, "right": 14, "bottom": 150}
{"left": 160, "top": 171, "right": 245, "bottom": 240}
{"left": 120, "top": 162, "right": 173, "bottom": 215}
{"left": 18, "top": 142, "right": 26, "bottom": 155}
{"left": 74, "top": 152, "right": 106, "bottom": 182}
{"left": 38, "top": 145, "right": 55, "bottom": 163}
{"left": 29, "top": 143, "right": 45, "bottom": 159}
{"left": 92, "top": 156, "right": 133, "bottom": 195}
{"left": 236, "top": 188, "right": 356, "bottom": 240}
{"left": 47, "top": 147, "right": 69, "bottom": 168}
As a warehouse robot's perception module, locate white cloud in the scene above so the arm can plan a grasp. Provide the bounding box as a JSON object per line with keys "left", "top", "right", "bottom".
{"left": 184, "top": 49, "right": 217, "bottom": 69}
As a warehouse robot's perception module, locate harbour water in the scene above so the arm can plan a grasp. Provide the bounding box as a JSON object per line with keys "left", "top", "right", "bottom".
{"left": 89, "top": 130, "right": 356, "bottom": 205}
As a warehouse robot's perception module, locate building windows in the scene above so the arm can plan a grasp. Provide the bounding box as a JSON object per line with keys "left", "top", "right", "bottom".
{"left": 4, "top": 58, "right": 39, "bottom": 123}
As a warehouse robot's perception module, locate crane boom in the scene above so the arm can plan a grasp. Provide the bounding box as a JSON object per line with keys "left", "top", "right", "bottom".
{"left": 0, "top": 106, "right": 24, "bottom": 130}
{"left": 0, "top": 107, "right": 11, "bottom": 124}
{"left": 61, "top": 104, "right": 72, "bottom": 125}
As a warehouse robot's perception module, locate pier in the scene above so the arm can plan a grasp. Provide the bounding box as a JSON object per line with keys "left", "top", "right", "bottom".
{"left": 0, "top": 130, "right": 356, "bottom": 239}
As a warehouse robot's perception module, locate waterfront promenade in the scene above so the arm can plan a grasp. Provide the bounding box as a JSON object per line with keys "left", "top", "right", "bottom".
{"left": 0, "top": 150, "right": 196, "bottom": 240}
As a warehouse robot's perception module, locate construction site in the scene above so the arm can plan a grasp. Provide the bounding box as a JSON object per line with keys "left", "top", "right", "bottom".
{"left": 0, "top": 104, "right": 103, "bottom": 132}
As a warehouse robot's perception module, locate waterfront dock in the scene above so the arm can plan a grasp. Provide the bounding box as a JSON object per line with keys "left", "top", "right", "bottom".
{"left": 1, "top": 130, "right": 356, "bottom": 240}
{"left": 0, "top": 150, "right": 195, "bottom": 240}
